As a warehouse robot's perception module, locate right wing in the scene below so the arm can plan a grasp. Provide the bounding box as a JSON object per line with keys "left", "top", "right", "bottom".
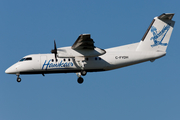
{"left": 71, "top": 34, "right": 106, "bottom": 57}
{"left": 72, "top": 34, "right": 95, "bottom": 50}
{"left": 56, "top": 34, "right": 106, "bottom": 58}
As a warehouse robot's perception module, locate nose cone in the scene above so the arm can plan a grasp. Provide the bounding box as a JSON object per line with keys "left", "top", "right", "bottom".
{"left": 5, "top": 67, "right": 16, "bottom": 74}
{"left": 5, "top": 63, "right": 19, "bottom": 74}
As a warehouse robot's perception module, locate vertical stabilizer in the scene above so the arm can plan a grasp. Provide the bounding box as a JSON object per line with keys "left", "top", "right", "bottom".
{"left": 136, "top": 13, "right": 175, "bottom": 52}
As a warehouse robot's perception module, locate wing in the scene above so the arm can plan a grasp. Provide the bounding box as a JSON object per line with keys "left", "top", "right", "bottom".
{"left": 72, "top": 34, "right": 95, "bottom": 50}
{"left": 71, "top": 34, "right": 106, "bottom": 57}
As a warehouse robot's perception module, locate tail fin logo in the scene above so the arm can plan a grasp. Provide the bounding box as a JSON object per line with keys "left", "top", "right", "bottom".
{"left": 150, "top": 25, "right": 170, "bottom": 47}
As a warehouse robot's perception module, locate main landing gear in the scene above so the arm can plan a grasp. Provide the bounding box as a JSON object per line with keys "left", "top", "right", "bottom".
{"left": 77, "top": 77, "right": 84, "bottom": 84}
{"left": 76, "top": 70, "right": 87, "bottom": 84}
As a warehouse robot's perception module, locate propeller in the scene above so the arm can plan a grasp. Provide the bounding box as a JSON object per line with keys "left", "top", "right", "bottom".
{"left": 51, "top": 40, "right": 58, "bottom": 62}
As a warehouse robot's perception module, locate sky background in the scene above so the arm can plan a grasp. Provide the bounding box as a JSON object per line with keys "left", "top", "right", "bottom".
{"left": 1, "top": 0, "right": 180, "bottom": 120}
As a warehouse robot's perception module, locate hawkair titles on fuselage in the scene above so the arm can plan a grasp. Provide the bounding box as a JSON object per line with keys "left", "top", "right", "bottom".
{"left": 42, "top": 59, "right": 73, "bottom": 70}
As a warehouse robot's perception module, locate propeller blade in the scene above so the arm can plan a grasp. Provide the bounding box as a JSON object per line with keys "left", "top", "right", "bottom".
{"left": 51, "top": 40, "right": 58, "bottom": 62}
{"left": 54, "top": 40, "right": 57, "bottom": 51}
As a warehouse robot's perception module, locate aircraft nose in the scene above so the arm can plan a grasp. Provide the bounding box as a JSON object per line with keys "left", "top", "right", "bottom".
{"left": 5, "top": 67, "right": 16, "bottom": 74}
{"left": 5, "top": 64, "right": 19, "bottom": 74}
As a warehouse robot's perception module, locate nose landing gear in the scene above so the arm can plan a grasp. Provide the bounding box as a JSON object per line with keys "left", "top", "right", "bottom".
{"left": 16, "top": 74, "right": 21, "bottom": 82}
{"left": 17, "top": 77, "right": 21, "bottom": 82}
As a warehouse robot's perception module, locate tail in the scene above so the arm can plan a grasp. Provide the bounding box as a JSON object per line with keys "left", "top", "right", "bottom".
{"left": 136, "top": 13, "right": 175, "bottom": 52}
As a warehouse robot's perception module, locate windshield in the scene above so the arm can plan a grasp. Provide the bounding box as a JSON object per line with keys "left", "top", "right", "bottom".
{"left": 19, "top": 57, "right": 32, "bottom": 62}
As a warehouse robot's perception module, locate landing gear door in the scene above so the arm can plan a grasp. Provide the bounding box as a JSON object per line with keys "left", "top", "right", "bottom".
{"left": 40, "top": 55, "right": 47, "bottom": 70}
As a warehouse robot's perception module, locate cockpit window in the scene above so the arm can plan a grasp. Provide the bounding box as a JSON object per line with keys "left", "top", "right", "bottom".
{"left": 25, "top": 57, "right": 32, "bottom": 60}
{"left": 19, "top": 57, "right": 32, "bottom": 62}
{"left": 19, "top": 58, "right": 25, "bottom": 61}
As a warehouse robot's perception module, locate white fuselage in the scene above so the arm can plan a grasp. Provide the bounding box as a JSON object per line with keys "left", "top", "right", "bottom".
{"left": 5, "top": 42, "right": 166, "bottom": 75}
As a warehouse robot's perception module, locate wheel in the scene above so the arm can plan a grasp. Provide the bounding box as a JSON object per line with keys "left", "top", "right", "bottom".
{"left": 17, "top": 77, "right": 21, "bottom": 82}
{"left": 77, "top": 77, "right": 84, "bottom": 84}
{"left": 81, "top": 70, "right": 87, "bottom": 76}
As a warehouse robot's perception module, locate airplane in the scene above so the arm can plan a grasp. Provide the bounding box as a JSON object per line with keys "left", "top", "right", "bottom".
{"left": 5, "top": 13, "right": 175, "bottom": 84}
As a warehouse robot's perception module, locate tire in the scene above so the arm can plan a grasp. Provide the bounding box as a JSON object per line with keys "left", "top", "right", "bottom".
{"left": 81, "top": 70, "right": 87, "bottom": 76}
{"left": 77, "top": 77, "right": 84, "bottom": 84}
{"left": 17, "top": 78, "right": 21, "bottom": 82}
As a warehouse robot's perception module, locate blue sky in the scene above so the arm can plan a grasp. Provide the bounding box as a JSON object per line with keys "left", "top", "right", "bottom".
{"left": 1, "top": 0, "right": 180, "bottom": 120}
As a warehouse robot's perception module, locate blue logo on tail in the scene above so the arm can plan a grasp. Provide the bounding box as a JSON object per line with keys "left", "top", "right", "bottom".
{"left": 150, "top": 25, "right": 170, "bottom": 47}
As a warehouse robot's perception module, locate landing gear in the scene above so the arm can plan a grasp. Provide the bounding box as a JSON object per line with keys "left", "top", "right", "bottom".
{"left": 81, "top": 70, "right": 87, "bottom": 76}
{"left": 76, "top": 71, "right": 87, "bottom": 84}
{"left": 77, "top": 77, "right": 84, "bottom": 84}
{"left": 17, "top": 75, "right": 21, "bottom": 82}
